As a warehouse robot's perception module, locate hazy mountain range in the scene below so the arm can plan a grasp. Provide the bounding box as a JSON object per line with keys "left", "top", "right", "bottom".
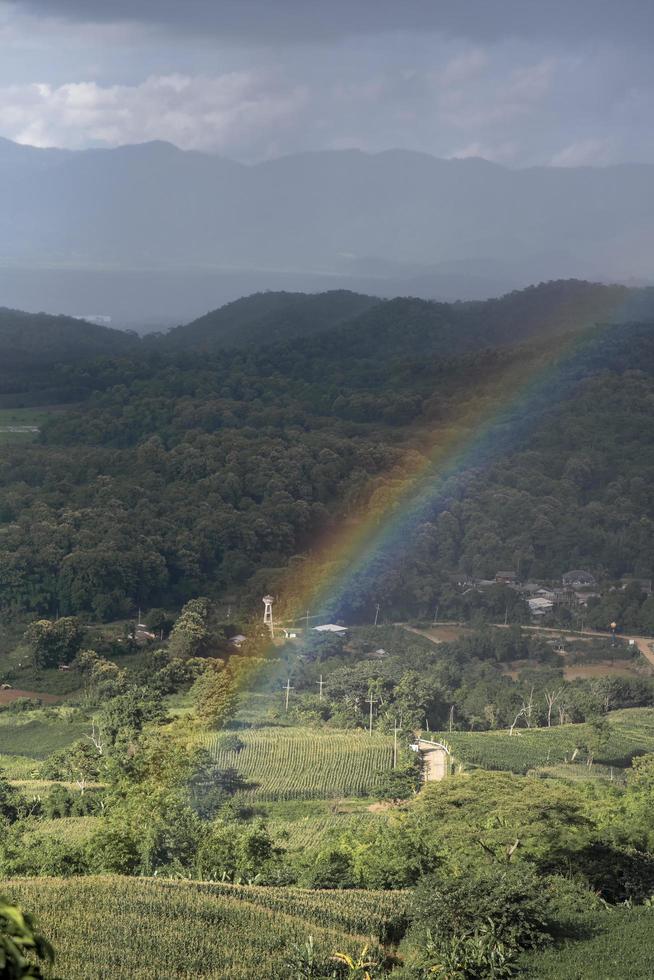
{"left": 1, "top": 137, "right": 654, "bottom": 329}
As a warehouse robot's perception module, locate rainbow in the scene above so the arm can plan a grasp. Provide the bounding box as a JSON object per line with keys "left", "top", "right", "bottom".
{"left": 258, "top": 287, "right": 644, "bottom": 643}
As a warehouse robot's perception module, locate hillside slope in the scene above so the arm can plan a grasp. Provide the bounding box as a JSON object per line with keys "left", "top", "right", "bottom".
{"left": 160, "top": 289, "right": 379, "bottom": 350}
{"left": 0, "top": 307, "right": 136, "bottom": 360}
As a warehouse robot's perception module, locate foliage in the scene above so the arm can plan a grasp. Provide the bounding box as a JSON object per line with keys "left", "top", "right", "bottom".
{"left": 192, "top": 661, "right": 239, "bottom": 729}
{"left": 410, "top": 867, "right": 553, "bottom": 952}
{"left": 23, "top": 619, "right": 84, "bottom": 669}
{"left": 418, "top": 921, "right": 518, "bottom": 980}
{"left": 0, "top": 896, "right": 55, "bottom": 979}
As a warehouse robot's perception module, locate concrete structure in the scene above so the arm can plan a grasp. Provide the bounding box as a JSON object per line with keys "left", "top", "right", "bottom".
{"left": 411, "top": 738, "right": 450, "bottom": 782}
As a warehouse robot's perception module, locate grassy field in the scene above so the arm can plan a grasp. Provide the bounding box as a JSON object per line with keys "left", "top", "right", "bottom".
{"left": 437, "top": 708, "right": 654, "bottom": 775}
{"left": 4, "top": 876, "right": 408, "bottom": 979}
{"left": 0, "top": 407, "right": 48, "bottom": 443}
{"left": 0, "top": 708, "right": 89, "bottom": 761}
{"left": 520, "top": 906, "right": 654, "bottom": 978}
{"left": 205, "top": 725, "right": 393, "bottom": 801}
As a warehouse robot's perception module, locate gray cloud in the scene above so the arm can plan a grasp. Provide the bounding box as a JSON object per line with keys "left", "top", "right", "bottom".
{"left": 10, "top": 0, "right": 654, "bottom": 44}
{"left": 3, "top": 1, "right": 654, "bottom": 167}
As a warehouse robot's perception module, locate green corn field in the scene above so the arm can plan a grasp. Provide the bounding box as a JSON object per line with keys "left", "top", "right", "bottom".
{"left": 3, "top": 876, "right": 409, "bottom": 979}
{"left": 437, "top": 707, "right": 654, "bottom": 774}
{"left": 204, "top": 725, "right": 393, "bottom": 800}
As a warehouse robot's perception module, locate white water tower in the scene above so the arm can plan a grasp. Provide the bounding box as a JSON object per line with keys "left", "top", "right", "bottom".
{"left": 262, "top": 595, "right": 274, "bottom": 637}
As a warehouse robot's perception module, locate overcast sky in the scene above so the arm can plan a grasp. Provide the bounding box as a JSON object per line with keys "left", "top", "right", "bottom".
{"left": 1, "top": 1, "right": 653, "bottom": 166}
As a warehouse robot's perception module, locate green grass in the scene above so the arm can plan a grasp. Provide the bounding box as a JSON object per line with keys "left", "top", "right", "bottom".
{"left": 4, "top": 876, "right": 409, "bottom": 979}
{"left": 205, "top": 724, "right": 393, "bottom": 801}
{"left": 0, "top": 753, "right": 43, "bottom": 779}
{"left": 437, "top": 708, "right": 654, "bottom": 775}
{"left": 0, "top": 708, "right": 89, "bottom": 760}
{"left": 0, "top": 407, "right": 48, "bottom": 443}
{"left": 520, "top": 906, "right": 654, "bottom": 978}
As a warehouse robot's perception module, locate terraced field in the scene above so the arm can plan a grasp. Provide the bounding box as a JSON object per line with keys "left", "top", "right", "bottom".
{"left": 205, "top": 725, "right": 393, "bottom": 800}
{"left": 437, "top": 708, "right": 654, "bottom": 774}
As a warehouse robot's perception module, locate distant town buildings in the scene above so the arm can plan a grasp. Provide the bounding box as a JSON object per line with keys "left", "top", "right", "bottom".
{"left": 562, "top": 569, "right": 597, "bottom": 588}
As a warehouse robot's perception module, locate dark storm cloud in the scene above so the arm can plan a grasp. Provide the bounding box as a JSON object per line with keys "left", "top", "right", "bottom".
{"left": 13, "top": 0, "right": 654, "bottom": 44}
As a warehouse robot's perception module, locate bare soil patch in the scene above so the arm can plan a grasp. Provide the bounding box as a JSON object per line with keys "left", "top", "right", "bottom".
{"left": 563, "top": 662, "right": 648, "bottom": 680}
{"left": 0, "top": 688, "right": 61, "bottom": 705}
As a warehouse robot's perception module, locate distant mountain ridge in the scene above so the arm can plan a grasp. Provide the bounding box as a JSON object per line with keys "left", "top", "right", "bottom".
{"left": 0, "top": 307, "right": 136, "bottom": 360}
{"left": 161, "top": 280, "right": 648, "bottom": 357}
{"left": 2, "top": 138, "right": 654, "bottom": 325}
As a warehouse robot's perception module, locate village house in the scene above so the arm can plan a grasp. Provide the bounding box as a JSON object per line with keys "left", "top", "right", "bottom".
{"left": 528, "top": 596, "right": 555, "bottom": 617}
{"left": 562, "top": 569, "right": 596, "bottom": 588}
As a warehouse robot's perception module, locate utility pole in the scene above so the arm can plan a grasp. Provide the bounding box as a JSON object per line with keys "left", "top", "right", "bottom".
{"left": 227, "top": 604, "right": 231, "bottom": 622}
{"left": 284, "top": 678, "right": 294, "bottom": 713}
{"left": 504, "top": 605, "right": 509, "bottom": 626}
{"left": 393, "top": 718, "right": 399, "bottom": 768}
{"left": 433, "top": 604, "right": 439, "bottom": 625}
{"left": 374, "top": 603, "right": 381, "bottom": 626}
{"left": 305, "top": 609, "right": 310, "bottom": 634}
{"left": 366, "top": 693, "right": 378, "bottom": 735}
{"left": 317, "top": 674, "right": 324, "bottom": 701}
{"left": 449, "top": 704, "right": 454, "bottom": 733}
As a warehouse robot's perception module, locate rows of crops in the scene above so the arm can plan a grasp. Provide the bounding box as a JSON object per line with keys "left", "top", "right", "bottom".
{"left": 194, "top": 881, "right": 409, "bottom": 942}
{"left": 4, "top": 876, "right": 404, "bottom": 979}
{"left": 269, "top": 808, "right": 381, "bottom": 851}
{"left": 520, "top": 906, "right": 654, "bottom": 978}
{"left": 205, "top": 725, "right": 393, "bottom": 800}
{"left": 437, "top": 708, "right": 654, "bottom": 774}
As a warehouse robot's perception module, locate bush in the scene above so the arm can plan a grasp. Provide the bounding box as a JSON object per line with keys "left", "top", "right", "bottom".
{"left": 410, "top": 866, "right": 554, "bottom": 952}
{"left": 302, "top": 847, "right": 357, "bottom": 890}
{"left": 0, "top": 895, "right": 55, "bottom": 979}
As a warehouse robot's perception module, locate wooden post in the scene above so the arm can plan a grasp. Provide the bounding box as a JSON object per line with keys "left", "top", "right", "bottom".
{"left": 366, "top": 693, "right": 378, "bottom": 735}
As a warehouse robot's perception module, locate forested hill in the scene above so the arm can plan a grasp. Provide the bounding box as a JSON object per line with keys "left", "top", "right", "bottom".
{"left": 159, "top": 290, "right": 379, "bottom": 350}
{"left": 0, "top": 308, "right": 136, "bottom": 359}
{"left": 158, "top": 280, "right": 641, "bottom": 357}
{"left": 1, "top": 280, "right": 654, "bottom": 622}
{"left": 0, "top": 307, "right": 138, "bottom": 407}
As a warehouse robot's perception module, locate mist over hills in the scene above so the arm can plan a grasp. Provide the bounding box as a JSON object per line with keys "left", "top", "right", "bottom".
{"left": 1, "top": 137, "right": 654, "bottom": 328}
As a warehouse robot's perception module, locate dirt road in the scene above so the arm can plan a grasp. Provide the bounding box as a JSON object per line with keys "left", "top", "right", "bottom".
{"left": 417, "top": 739, "right": 449, "bottom": 781}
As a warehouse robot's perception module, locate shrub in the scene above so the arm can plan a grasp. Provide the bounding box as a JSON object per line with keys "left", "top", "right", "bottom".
{"left": 0, "top": 895, "right": 55, "bottom": 979}
{"left": 410, "top": 866, "right": 553, "bottom": 952}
